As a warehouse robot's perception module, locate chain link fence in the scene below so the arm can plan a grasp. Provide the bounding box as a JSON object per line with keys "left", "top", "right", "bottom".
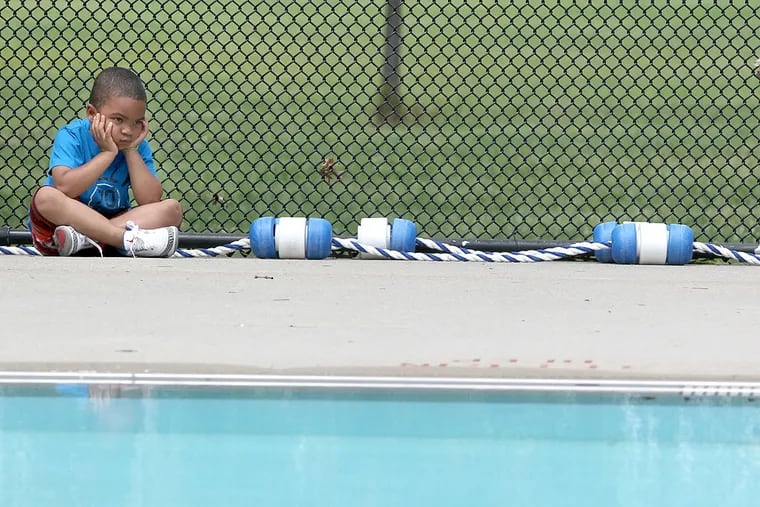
{"left": 1, "top": 0, "right": 759, "bottom": 243}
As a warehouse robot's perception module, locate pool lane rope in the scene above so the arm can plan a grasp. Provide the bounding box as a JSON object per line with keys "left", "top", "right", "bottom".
{"left": 0, "top": 237, "right": 615, "bottom": 261}
{"left": 0, "top": 234, "right": 609, "bottom": 262}
{"left": 2, "top": 217, "right": 760, "bottom": 264}
{"left": 333, "top": 237, "right": 609, "bottom": 262}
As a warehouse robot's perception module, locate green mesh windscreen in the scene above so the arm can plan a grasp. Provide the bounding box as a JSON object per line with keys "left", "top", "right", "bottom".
{"left": 1, "top": 0, "right": 759, "bottom": 242}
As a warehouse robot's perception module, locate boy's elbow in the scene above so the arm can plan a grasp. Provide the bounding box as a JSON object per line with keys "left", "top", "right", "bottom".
{"left": 51, "top": 180, "right": 78, "bottom": 198}
{"left": 135, "top": 187, "right": 164, "bottom": 205}
{"left": 50, "top": 167, "right": 79, "bottom": 198}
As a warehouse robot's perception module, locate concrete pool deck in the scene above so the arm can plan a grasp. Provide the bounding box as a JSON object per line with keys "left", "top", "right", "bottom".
{"left": 0, "top": 256, "right": 758, "bottom": 382}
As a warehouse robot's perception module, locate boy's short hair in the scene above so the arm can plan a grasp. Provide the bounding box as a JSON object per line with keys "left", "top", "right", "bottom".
{"left": 88, "top": 67, "right": 147, "bottom": 108}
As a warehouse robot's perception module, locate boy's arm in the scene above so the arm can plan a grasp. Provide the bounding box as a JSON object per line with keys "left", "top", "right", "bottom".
{"left": 124, "top": 149, "right": 163, "bottom": 205}
{"left": 51, "top": 151, "right": 117, "bottom": 197}
{"left": 51, "top": 114, "right": 119, "bottom": 197}
{"left": 124, "top": 119, "right": 163, "bottom": 205}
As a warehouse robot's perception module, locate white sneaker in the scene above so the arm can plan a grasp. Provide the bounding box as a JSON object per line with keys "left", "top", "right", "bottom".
{"left": 122, "top": 222, "right": 178, "bottom": 257}
{"left": 54, "top": 226, "right": 102, "bottom": 257}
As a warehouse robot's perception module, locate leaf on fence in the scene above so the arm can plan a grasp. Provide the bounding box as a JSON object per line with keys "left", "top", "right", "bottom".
{"left": 319, "top": 157, "right": 343, "bottom": 183}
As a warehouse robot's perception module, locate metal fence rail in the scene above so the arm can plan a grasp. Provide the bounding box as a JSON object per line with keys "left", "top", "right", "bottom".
{"left": 1, "top": 1, "right": 758, "bottom": 242}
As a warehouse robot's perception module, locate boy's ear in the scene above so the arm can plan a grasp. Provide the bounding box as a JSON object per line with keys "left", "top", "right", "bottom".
{"left": 85, "top": 103, "right": 97, "bottom": 119}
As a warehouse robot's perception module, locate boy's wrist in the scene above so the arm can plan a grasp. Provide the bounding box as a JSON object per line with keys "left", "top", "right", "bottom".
{"left": 98, "top": 150, "right": 117, "bottom": 160}
{"left": 122, "top": 146, "right": 138, "bottom": 152}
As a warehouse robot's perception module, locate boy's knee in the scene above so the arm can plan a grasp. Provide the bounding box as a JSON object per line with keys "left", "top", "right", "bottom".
{"left": 164, "top": 198, "right": 183, "bottom": 227}
{"left": 31, "top": 186, "right": 64, "bottom": 214}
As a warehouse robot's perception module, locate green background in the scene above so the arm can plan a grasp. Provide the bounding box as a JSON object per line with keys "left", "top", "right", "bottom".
{"left": 1, "top": 0, "right": 759, "bottom": 242}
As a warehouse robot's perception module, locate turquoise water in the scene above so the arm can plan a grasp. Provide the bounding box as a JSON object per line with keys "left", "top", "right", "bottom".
{"left": 1, "top": 385, "right": 759, "bottom": 507}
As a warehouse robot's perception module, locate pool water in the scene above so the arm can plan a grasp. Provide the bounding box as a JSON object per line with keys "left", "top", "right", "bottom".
{"left": 1, "top": 384, "right": 759, "bottom": 507}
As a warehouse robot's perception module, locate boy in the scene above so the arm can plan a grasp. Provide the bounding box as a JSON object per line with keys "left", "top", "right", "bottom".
{"left": 29, "top": 67, "right": 183, "bottom": 257}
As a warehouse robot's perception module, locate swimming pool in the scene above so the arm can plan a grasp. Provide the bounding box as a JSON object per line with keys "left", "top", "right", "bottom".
{"left": 1, "top": 374, "right": 759, "bottom": 507}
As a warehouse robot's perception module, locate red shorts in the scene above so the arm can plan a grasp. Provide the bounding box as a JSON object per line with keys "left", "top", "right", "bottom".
{"left": 29, "top": 187, "right": 59, "bottom": 256}
{"left": 28, "top": 187, "right": 125, "bottom": 256}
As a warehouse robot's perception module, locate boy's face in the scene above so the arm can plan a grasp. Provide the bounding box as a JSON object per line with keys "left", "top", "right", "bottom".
{"left": 86, "top": 96, "right": 146, "bottom": 149}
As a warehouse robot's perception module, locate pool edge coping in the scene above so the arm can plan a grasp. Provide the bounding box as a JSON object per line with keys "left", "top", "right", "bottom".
{"left": 0, "top": 371, "right": 758, "bottom": 397}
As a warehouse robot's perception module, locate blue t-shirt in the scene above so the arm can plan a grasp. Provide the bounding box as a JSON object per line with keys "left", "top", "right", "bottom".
{"left": 46, "top": 118, "right": 158, "bottom": 215}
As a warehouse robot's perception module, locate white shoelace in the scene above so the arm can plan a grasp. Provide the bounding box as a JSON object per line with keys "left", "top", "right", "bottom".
{"left": 87, "top": 236, "right": 104, "bottom": 257}
{"left": 124, "top": 221, "right": 141, "bottom": 258}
